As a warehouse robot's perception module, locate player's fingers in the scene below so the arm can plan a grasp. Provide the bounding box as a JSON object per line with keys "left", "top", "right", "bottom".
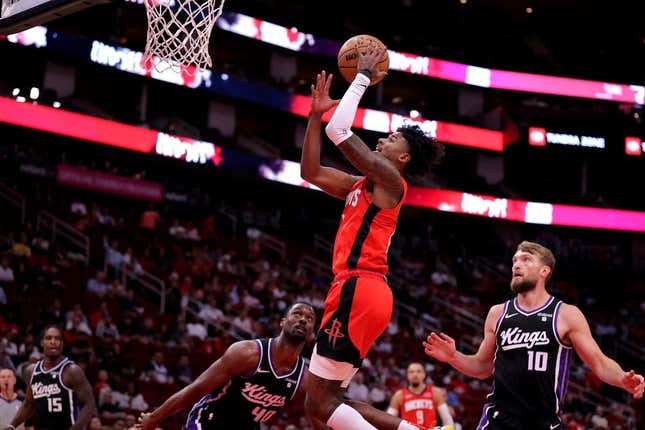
{"left": 439, "top": 332, "right": 453, "bottom": 343}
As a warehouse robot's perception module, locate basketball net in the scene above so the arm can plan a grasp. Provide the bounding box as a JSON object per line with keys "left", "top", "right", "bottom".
{"left": 143, "top": 0, "right": 225, "bottom": 73}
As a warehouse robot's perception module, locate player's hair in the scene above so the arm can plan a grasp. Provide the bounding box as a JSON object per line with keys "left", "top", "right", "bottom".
{"left": 407, "top": 362, "right": 425, "bottom": 372}
{"left": 398, "top": 124, "right": 445, "bottom": 177}
{"left": 517, "top": 241, "right": 556, "bottom": 281}
{"left": 286, "top": 302, "right": 316, "bottom": 318}
{"left": 39, "top": 324, "right": 64, "bottom": 342}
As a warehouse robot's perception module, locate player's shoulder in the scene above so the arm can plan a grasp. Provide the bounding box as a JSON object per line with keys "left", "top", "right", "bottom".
{"left": 556, "top": 302, "right": 585, "bottom": 321}
{"left": 488, "top": 302, "right": 507, "bottom": 318}
{"left": 225, "top": 339, "right": 262, "bottom": 363}
{"left": 23, "top": 362, "right": 38, "bottom": 379}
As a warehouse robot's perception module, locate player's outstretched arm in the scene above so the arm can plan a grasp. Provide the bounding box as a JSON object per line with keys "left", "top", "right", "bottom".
{"left": 325, "top": 44, "right": 403, "bottom": 199}
{"left": 423, "top": 304, "right": 503, "bottom": 380}
{"left": 432, "top": 387, "right": 454, "bottom": 426}
{"left": 139, "top": 340, "right": 260, "bottom": 430}
{"left": 386, "top": 389, "right": 402, "bottom": 416}
{"left": 301, "top": 70, "right": 360, "bottom": 199}
{"left": 65, "top": 364, "right": 98, "bottom": 430}
{"left": 563, "top": 304, "right": 644, "bottom": 398}
{"left": 6, "top": 366, "right": 36, "bottom": 430}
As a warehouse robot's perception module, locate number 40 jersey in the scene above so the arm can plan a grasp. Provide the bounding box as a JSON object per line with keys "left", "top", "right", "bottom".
{"left": 184, "top": 338, "right": 307, "bottom": 430}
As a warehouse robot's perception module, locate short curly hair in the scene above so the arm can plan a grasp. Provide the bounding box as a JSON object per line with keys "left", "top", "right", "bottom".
{"left": 398, "top": 124, "right": 445, "bottom": 177}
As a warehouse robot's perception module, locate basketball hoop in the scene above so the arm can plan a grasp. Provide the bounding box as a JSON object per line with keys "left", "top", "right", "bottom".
{"left": 143, "top": 0, "right": 225, "bottom": 73}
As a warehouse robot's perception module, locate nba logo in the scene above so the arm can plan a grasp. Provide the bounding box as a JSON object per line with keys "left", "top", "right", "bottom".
{"left": 528, "top": 127, "right": 547, "bottom": 146}
{"left": 625, "top": 137, "right": 642, "bottom": 156}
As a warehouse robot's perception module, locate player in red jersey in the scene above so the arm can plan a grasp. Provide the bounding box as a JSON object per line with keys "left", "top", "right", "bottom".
{"left": 300, "top": 41, "right": 444, "bottom": 430}
{"left": 388, "top": 363, "right": 454, "bottom": 428}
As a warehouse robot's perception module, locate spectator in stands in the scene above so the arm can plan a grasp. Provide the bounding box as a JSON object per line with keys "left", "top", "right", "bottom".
{"left": 168, "top": 220, "right": 187, "bottom": 239}
{"left": 43, "top": 298, "right": 64, "bottom": 324}
{"left": 125, "top": 382, "right": 148, "bottom": 411}
{"left": 86, "top": 271, "right": 108, "bottom": 297}
{"left": 368, "top": 380, "right": 388, "bottom": 409}
{"left": 142, "top": 351, "right": 173, "bottom": 384}
{"left": 590, "top": 406, "right": 609, "bottom": 429}
{"left": 198, "top": 297, "right": 225, "bottom": 325}
{"left": 231, "top": 309, "right": 255, "bottom": 336}
{"left": 347, "top": 372, "right": 369, "bottom": 403}
{"left": 104, "top": 238, "right": 124, "bottom": 274}
{"left": 95, "top": 314, "right": 119, "bottom": 339}
{"left": 88, "top": 416, "right": 102, "bottom": 430}
{"left": 0, "top": 257, "right": 14, "bottom": 283}
{"left": 174, "top": 355, "right": 193, "bottom": 385}
{"left": 140, "top": 205, "right": 162, "bottom": 234}
{"left": 98, "top": 388, "right": 126, "bottom": 420}
{"left": 10, "top": 233, "right": 30, "bottom": 258}
{"left": 94, "top": 369, "right": 110, "bottom": 395}
{"left": 185, "top": 314, "right": 207, "bottom": 341}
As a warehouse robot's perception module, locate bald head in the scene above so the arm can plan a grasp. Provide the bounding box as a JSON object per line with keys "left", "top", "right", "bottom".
{"left": 0, "top": 368, "right": 17, "bottom": 392}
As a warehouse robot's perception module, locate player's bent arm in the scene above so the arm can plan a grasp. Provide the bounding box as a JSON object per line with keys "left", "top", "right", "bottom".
{"left": 432, "top": 387, "right": 454, "bottom": 426}
{"left": 8, "top": 365, "right": 36, "bottom": 429}
{"left": 301, "top": 112, "right": 360, "bottom": 199}
{"left": 337, "top": 135, "right": 404, "bottom": 200}
{"left": 148, "top": 341, "right": 260, "bottom": 425}
{"left": 386, "top": 389, "right": 402, "bottom": 416}
{"left": 563, "top": 304, "right": 644, "bottom": 396}
{"left": 64, "top": 364, "right": 98, "bottom": 430}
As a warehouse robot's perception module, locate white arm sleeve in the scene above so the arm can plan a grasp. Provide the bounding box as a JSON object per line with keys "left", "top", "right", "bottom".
{"left": 386, "top": 407, "right": 399, "bottom": 416}
{"left": 437, "top": 403, "right": 454, "bottom": 425}
{"left": 325, "top": 72, "right": 371, "bottom": 145}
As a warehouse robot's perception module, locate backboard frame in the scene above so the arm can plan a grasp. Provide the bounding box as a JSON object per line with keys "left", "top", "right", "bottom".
{"left": 0, "top": 0, "right": 111, "bottom": 35}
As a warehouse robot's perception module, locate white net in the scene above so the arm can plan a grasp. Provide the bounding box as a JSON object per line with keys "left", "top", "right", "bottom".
{"left": 143, "top": 0, "right": 225, "bottom": 73}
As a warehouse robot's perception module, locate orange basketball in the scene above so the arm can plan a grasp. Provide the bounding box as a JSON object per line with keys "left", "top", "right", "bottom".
{"left": 337, "top": 34, "right": 389, "bottom": 86}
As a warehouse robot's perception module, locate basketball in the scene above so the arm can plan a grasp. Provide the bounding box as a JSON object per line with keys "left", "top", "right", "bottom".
{"left": 337, "top": 34, "right": 390, "bottom": 86}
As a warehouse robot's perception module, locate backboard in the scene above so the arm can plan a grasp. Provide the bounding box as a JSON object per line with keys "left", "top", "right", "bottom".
{"left": 0, "top": 0, "right": 110, "bottom": 34}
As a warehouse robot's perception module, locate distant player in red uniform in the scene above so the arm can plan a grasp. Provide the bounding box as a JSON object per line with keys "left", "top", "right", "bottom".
{"left": 388, "top": 363, "right": 454, "bottom": 428}
{"left": 300, "top": 41, "right": 444, "bottom": 430}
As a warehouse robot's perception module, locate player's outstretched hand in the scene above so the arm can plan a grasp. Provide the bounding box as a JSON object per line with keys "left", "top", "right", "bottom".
{"left": 622, "top": 370, "right": 645, "bottom": 399}
{"left": 423, "top": 332, "right": 457, "bottom": 364}
{"left": 310, "top": 70, "right": 339, "bottom": 115}
{"left": 356, "top": 39, "right": 387, "bottom": 81}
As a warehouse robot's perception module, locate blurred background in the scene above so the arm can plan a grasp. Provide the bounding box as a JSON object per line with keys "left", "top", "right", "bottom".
{"left": 0, "top": 0, "right": 643, "bottom": 429}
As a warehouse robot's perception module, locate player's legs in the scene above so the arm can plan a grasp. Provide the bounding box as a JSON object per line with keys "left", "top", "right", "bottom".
{"left": 306, "top": 275, "right": 425, "bottom": 429}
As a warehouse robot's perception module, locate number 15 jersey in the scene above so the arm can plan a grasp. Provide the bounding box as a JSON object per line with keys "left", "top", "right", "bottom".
{"left": 489, "top": 296, "right": 572, "bottom": 419}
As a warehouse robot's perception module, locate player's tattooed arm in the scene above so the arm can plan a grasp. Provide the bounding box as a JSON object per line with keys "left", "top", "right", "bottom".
{"left": 64, "top": 364, "right": 97, "bottom": 430}
{"left": 337, "top": 135, "right": 403, "bottom": 195}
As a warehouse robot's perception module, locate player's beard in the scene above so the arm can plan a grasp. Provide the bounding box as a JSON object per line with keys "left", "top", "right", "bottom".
{"left": 510, "top": 275, "right": 537, "bottom": 294}
{"left": 410, "top": 381, "right": 421, "bottom": 389}
{"left": 285, "top": 326, "right": 307, "bottom": 343}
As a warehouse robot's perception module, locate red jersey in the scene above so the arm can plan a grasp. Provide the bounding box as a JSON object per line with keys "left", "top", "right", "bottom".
{"left": 400, "top": 386, "right": 437, "bottom": 427}
{"left": 332, "top": 177, "right": 407, "bottom": 275}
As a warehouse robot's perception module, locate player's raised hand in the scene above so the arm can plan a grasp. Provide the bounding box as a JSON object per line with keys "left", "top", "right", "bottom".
{"left": 357, "top": 39, "right": 387, "bottom": 81}
{"left": 310, "top": 70, "right": 339, "bottom": 114}
{"left": 622, "top": 370, "right": 645, "bottom": 398}
{"left": 423, "top": 332, "right": 457, "bottom": 364}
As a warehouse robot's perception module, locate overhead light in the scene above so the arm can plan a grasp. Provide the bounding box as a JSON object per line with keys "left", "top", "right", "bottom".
{"left": 12, "top": 88, "right": 20, "bottom": 97}
{"left": 53, "top": 101, "right": 61, "bottom": 108}
{"left": 410, "top": 109, "right": 420, "bottom": 118}
{"left": 16, "top": 96, "right": 26, "bottom": 103}
{"left": 459, "top": 0, "right": 467, "bottom": 4}
{"left": 526, "top": 7, "right": 533, "bottom": 13}
{"left": 221, "top": 73, "right": 229, "bottom": 81}
{"left": 30, "top": 87, "right": 40, "bottom": 100}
